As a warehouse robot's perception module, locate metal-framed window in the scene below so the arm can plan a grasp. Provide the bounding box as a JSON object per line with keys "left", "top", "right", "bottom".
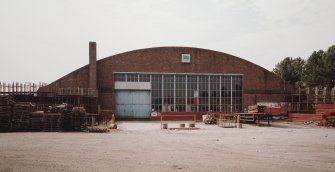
{"left": 114, "top": 72, "right": 243, "bottom": 113}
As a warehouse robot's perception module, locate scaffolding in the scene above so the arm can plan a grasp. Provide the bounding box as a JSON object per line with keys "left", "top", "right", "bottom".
{"left": 286, "top": 87, "right": 335, "bottom": 113}
{"left": 0, "top": 82, "right": 99, "bottom": 114}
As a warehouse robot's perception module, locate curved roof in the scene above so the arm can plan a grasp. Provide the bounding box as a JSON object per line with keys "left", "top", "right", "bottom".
{"left": 42, "top": 46, "right": 286, "bottom": 93}
{"left": 99, "top": 46, "right": 268, "bottom": 72}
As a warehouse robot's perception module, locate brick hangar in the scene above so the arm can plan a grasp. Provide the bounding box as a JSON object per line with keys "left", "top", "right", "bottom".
{"left": 40, "top": 42, "right": 292, "bottom": 119}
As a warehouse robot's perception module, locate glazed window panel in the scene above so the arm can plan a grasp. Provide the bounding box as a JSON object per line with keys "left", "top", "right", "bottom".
{"left": 139, "top": 74, "right": 150, "bottom": 82}
{"left": 127, "top": 73, "right": 138, "bottom": 82}
{"left": 114, "top": 73, "right": 126, "bottom": 81}
{"left": 115, "top": 72, "right": 242, "bottom": 113}
{"left": 163, "top": 74, "right": 174, "bottom": 112}
{"left": 175, "top": 75, "right": 186, "bottom": 112}
{"left": 210, "top": 75, "right": 220, "bottom": 112}
{"left": 198, "top": 75, "right": 209, "bottom": 112}
{"left": 221, "top": 76, "right": 232, "bottom": 113}
{"left": 151, "top": 74, "right": 162, "bottom": 112}
{"left": 187, "top": 75, "right": 197, "bottom": 112}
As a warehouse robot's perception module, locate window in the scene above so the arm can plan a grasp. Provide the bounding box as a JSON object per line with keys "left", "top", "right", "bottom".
{"left": 139, "top": 74, "right": 150, "bottom": 82}
{"left": 127, "top": 73, "right": 138, "bottom": 82}
{"left": 115, "top": 73, "right": 126, "bottom": 81}
{"left": 115, "top": 72, "right": 243, "bottom": 113}
{"left": 181, "top": 54, "right": 191, "bottom": 63}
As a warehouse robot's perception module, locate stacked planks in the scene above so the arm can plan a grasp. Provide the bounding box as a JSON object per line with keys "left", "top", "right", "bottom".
{"left": 30, "top": 111, "right": 44, "bottom": 131}
{"left": 0, "top": 95, "right": 14, "bottom": 132}
{"left": 11, "top": 103, "right": 32, "bottom": 131}
{"left": 43, "top": 113, "right": 61, "bottom": 132}
{"left": 315, "top": 104, "right": 335, "bottom": 116}
{"left": 315, "top": 104, "right": 335, "bottom": 127}
{"left": 288, "top": 104, "right": 335, "bottom": 123}
{"left": 288, "top": 113, "right": 324, "bottom": 122}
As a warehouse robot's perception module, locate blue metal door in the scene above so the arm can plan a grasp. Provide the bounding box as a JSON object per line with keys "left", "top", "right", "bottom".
{"left": 115, "top": 91, "right": 150, "bottom": 119}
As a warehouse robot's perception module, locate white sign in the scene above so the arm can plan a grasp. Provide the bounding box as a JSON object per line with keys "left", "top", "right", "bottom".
{"left": 181, "top": 54, "right": 191, "bottom": 63}
{"left": 115, "top": 82, "right": 151, "bottom": 90}
{"left": 194, "top": 90, "right": 198, "bottom": 97}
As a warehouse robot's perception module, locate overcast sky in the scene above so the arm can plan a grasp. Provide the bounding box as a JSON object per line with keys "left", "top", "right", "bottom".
{"left": 0, "top": 0, "right": 334, "bottom": 84}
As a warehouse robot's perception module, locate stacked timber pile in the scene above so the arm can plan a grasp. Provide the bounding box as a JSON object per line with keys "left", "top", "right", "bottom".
{"left": 288, "top": 104, "right": 335, "bottom": 123}
{"left": 59, "top": 106, "right": 87, "bottom": 131}
{"left": 59, "top": 106, "right": 74, "bottom": 131}
{"left": 60, "top": 105, "right": 74, "bottom": 131}
{"left": 288, "top": 113, "right": 324, "bottom": 122}
{"left": 315, "top": 104, "right": 335, "bottom": 127}
{"left": 30, "top": 111, "right": 44, "bottom": 131}
{"left": 11, "top": 103, "right": 32, "bottom": 131}
{"left": 43, "top": 113, "right": 61, "bottom": 132}
{"left": 0, "top": 95, "right": 14, "bottom": 132}
{"left": 72, "top": 107, "right": 87, "bottom": 131}
{"left": 315, "top": 104, "right": 335, "bottom": 116}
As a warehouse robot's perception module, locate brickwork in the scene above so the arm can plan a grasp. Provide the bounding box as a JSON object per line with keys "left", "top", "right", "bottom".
{"left": 89, "top": 42, "right": 97, "bottom": 90}
{"left": 43, "top": 47, "right": 293, "bottom": 111}
{"left": 39, "top": 65, "right": 89, "bottom": 92}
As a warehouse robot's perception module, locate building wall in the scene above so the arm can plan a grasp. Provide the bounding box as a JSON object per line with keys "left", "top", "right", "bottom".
{"left": 42, "top": 47, "right": 293, "bottom": 111}
{"left": 39, "top": 65, "right": 89, "bottom": 92}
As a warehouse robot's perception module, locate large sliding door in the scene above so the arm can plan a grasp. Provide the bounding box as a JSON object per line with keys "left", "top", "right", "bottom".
{"left": 115, "top": 91, "right": 150, "bottom": 119}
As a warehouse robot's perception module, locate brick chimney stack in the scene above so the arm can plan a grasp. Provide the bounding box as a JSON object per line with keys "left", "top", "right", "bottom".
{"left": 89, "top": 42, "right": 97, "bottom": 90}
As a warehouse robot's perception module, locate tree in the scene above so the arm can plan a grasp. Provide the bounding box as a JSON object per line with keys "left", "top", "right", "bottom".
{"left": 274, "top": 45, "right": 335, "bottom": 88}
{"left": 302, "top": 50, "right": 325, "bottom": 87}
{"left": 273, "top": 57, "right": 305, "bottom": 87}
{"left": 302, "top": 47, "right": 335, "bottom": 87}
{"left": 325, "top": 45, "right": 335, "bottom": 87}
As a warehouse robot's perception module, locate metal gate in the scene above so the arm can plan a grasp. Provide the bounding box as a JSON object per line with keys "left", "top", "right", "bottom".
{"left": 115, "top": 91, "right": 150, "bottom": 119}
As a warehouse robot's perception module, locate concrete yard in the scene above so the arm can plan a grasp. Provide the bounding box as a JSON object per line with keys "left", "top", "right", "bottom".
{"left": 0, "top": 122, "right": 334, "bottom": 172}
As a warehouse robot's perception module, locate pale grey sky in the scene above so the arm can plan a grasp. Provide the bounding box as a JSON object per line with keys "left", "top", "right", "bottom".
{"left": 0, "top": 0, "right": 334, "bottom": 83}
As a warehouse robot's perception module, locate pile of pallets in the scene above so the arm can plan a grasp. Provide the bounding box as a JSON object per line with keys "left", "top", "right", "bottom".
{"left": 0, "top": 96, "right": 14, "bottom": 132}
{"left": 11, "top": 103, "right": 32, "bottom": 131}
{"left": 59, "top": 108, "right": 74, "bottom": 131}
{"left": 43, "top": 113, "right": 61, "bottom": 132}
{"left": 72, "top": 107, "right": 87, "bottom": 131}
{"left": 1, "top": 100, "right": 89, "bottom": 132}
{"left": 30, "top": 111, "right": 44, "bottom": 131}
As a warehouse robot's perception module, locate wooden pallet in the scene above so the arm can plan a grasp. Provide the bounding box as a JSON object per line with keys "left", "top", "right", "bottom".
{"left": 11, "top": 105, "right": 31, "bottom": 131}
{"left": 0, "top": 96, "right": 15, "bottom": 132}
{"left": 60, "top": 107, "right": 87, "bottom": 131}
{"left": 43, "top": 113, "right": 61, "bottom": 132}
{"left": 0, "top": 96, "right": 15, "bottom": 105}
{"left": 30, "top": 111, "right": 44, "bottom": 131}
{"left": 0, "top": 116, "right": 11, "bottom": 132}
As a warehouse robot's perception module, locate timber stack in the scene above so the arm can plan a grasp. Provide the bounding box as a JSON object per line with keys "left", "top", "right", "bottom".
{"left": 59, "top": 106, "right": 87, "bottom": 131}
{"left": 72, "top": 107, "right": 87, "bottom": 131}
{"left": 0, "top": 95, "right": 14, "bottom": 132}
{"left": 59, "top": 107, "right": 73, "bottom": 131}
{"left": 43, "top": 113, "right": 61, "bottom": 132}
{"left": 30, "top": 111, "right": 44, "bottom": 131}
{"left": 11, "top": 103, "right": 33, "bottom": 131}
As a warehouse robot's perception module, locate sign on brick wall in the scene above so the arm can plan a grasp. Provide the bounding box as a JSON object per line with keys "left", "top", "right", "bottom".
{"left": 181, "top": 54, "right": 191, "bottom": 63}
